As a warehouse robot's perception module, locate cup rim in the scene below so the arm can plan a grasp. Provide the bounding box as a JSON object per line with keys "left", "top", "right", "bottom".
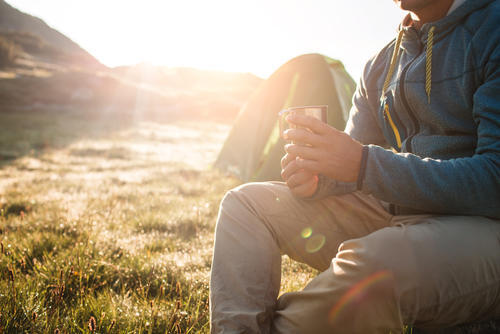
{"left": 278, "top": 105, "right": 328, "bottom": 115}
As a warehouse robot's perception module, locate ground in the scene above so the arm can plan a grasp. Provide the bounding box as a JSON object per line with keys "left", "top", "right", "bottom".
{"left": 0, "top": 109, "right": 316, "bottom": 333}
{"left": 0, "top": 109, "right": 498, "bottom": 333}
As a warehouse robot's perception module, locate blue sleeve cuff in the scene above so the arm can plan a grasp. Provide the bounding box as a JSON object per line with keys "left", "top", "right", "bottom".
{"left": 356, "top": 145, "right": 369, "bottom": 191}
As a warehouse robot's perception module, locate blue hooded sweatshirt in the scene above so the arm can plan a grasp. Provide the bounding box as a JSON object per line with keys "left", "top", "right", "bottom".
{"left": 316, "top": 0, "right": 500, "bottom": 219}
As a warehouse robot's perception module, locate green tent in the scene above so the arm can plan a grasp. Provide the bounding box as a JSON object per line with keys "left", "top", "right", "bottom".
{"left": 215, "top": 53, "right": 356, "bottom": 182}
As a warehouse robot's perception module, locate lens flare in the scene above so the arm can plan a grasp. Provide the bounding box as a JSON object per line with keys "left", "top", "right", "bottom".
{"left": 328, "top": 270, "right": 392, "bottom": 323}
{"left": 305, "top": 234, "right": 325, "bottom": 253}
{"left": 301, "top": 227, "right": 313, "bottom": 239}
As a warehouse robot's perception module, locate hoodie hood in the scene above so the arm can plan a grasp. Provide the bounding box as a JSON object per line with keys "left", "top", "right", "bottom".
{"left": 419, "top": 0, "right": 493, "bottom": 43}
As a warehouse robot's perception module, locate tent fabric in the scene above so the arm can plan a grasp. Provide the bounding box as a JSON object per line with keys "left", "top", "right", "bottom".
{"left": 215, "top": 53, "right": 356, "bottom": 182}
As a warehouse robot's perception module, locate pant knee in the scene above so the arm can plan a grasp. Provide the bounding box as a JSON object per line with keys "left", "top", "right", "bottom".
{"left": 333, "top": 226, "right": 419, "bottom": 323}
{"left": 221, "top": 182, "right": 272, "bottom": 206}
{"left": 218, "top": 182, "right": 290, "bottom": 219}
{"left": 337, "top": 227, "right": 417, "bottom": 281}
{"left": 216, "top": 182, "right": 283, "bottom": 233}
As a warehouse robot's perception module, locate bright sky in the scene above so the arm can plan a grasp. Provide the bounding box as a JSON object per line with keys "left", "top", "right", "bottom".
{"left": 6, "top": 0, "right": 405, "bottom": 80}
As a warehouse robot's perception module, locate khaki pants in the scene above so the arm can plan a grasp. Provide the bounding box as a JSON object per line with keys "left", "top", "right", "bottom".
{"left": 210, "top": 182, "right": 500, "bottom": 333}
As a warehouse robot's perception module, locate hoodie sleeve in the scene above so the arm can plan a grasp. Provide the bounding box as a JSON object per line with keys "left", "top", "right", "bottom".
{"left": 345, "top": 62, "right": 387, "bottom": 146}
{"left": 359, "top": 54, "right": 500, "bottom": 219}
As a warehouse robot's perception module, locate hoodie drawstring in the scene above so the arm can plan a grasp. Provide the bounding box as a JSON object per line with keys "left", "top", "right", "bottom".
{"left": 380, "top": 25, "right": 436, "bottom": 149}
{"left": 425, "top": 26, "right": 435, "bottom": 104}
{"left": 381, "top": 26, "right": 436, "bottom": 104}
{"left": 381, "top": 29, "right": 404, "bottom": 102}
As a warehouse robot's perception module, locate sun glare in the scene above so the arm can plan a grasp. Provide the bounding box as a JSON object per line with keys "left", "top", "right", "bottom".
{"left": 93, "top": 1, "right": 291, "bottom": 76}
{"left": 7, "top": 0, "right": 404, "bottom": 79}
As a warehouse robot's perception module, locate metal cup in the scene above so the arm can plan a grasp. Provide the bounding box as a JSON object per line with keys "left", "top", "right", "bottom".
{"left": 279, "top": 105, "right": 328, "bottom": 142}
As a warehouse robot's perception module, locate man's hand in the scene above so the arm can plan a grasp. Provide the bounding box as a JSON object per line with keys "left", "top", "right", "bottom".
{"left": 280, "top": 152, "right": 319, "bottom": 198}
{"left": 283, "top": 114, "right": 363, "bottom": 183}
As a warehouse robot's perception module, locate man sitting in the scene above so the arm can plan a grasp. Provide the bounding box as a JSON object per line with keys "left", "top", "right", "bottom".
{"left": 210, "top": 0, "right": 500, "bottom": 332}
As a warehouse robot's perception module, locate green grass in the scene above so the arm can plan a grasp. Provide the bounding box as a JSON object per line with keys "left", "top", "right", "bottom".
{"left": 0, "top": 110, "right": 318, "bottom": 333}
{"left": 3, "top": 110, "right": 496, "bottom": 333}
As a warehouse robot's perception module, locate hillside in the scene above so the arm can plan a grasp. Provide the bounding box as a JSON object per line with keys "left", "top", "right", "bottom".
{"left": 0, "top": 1, "right": 263, "bottom": 122}
{"left": 0, "top": 0, "right": 101, "bottom": 68}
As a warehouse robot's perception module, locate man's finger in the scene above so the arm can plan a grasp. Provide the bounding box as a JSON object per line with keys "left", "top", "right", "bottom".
{"left": 295, "top": 158, "right": 321, "bottom": 174}
{"left": 285, "top": 144, "right": 321, "bottom": 161}
{"left": 290, "top": 175, "right": 318, "bottom": 198}
{"left": 286, "top": 114, "right": 330, "bottom": 135}
{"left": 286, "top": 170, "right": 316, "bottom": 189}
{"left": 281, "top": 153, "right": 295, "bottom": 169}
{"left": 281, "top": 159, "right": 301, "bottom": 181}
{"left": 283, "top": 128, "right": 323, "bottom": 146}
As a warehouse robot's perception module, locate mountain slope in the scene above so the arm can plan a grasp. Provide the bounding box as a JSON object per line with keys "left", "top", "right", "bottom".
{"left": 0, "top": 1, "right": 263, "bottom": 122}
{"left": 0, "top": 0, "right": 102, "bottom": 68}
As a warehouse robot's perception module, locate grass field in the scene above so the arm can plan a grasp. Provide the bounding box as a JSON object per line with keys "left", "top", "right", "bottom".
{"left": 1, "top": 110, "right": 498, "bottom": 334}
{"left": 0, "top": 110, "right": 317, "bottom": 333}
